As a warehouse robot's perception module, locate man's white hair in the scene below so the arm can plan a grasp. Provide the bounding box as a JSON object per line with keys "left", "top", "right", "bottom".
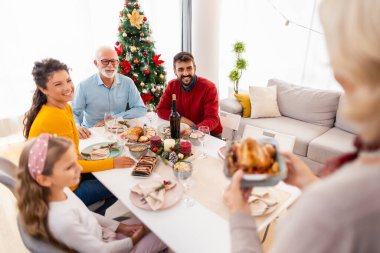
{"left": 94, "top": 45, "right": 116, "bottom": 60}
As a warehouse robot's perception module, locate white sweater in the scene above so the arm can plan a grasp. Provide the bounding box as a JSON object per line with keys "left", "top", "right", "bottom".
{"left": 48, "top": 189, "right": 133, "bottom": 253}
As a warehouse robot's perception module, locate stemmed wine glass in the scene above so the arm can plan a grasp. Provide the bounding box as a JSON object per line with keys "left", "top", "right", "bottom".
{"left": 198, "top": 126, "right": 210, "bottom": 159}
{"left": 104, "top": 112, "right": 116, "bottom": 141}
{"left": 146, "top": 103, "right": 156, "bottom": 127}
{"left": 174, "top": 162, "right": 194, "bottom": 207}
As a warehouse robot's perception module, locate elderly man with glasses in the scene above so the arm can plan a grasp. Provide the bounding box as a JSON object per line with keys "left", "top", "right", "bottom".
{"left": 72, "top": 46, "right": 146, "bottom": 139}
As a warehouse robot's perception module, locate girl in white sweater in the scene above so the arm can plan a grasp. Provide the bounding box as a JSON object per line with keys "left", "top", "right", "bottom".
{"left": 17, "top": 134, "right": 166, "bottom": 252}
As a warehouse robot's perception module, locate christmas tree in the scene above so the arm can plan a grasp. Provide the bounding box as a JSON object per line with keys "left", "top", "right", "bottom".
{"left": 115, "top": 0, "right": 166, "bottom": 108}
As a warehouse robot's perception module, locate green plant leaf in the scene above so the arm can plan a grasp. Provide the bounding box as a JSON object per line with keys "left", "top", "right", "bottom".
{"left": 229, "top": 69, "right": 240, "bottom": 82}
{"left": 236, "top": 58, "right": 248, "bottom": 70}
{"left": 233, "top": 42, "right": 245, "bottom": 54}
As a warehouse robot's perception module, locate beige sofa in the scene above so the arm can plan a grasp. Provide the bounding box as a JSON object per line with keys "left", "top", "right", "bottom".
{"left": 220, "top": 79, "right": 358, "bottom": 174}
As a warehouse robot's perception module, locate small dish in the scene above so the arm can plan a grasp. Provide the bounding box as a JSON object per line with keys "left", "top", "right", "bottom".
{"left": 129, "top": 143, "right": 149, "bottom": 159}
{"left": 80, "top": 142, "right": 122, "bottom": 160}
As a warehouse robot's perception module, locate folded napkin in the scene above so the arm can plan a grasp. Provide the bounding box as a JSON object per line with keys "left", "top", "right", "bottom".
{"left": 248, "top": 188, "right": 278, "bottom": 216}
{"left": 90, "top": 147, "right": 110, "bottom": 160}
{"left": 131, "top": 180, "right": 176, "bottom": 210}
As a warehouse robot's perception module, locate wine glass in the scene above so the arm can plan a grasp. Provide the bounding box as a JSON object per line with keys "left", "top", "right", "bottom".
{"left": 104, "top": 112, "right": 116, "bottom": 140}
{"left": 198, "top": 126, "right": 210, "bottom": 159}
{"left": 146, "top": 103, "right": 156, "bottom": 127}
{"left": 174, "top": 162, "right": 194, "bottom": 207}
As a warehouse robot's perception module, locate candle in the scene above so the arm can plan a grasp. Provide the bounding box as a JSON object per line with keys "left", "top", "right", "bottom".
{"left": 150, "top": 136, "right": 162, "bottom": 149}
{"left": 180, "top": 140, "right": 192, "bottom": 157}
{"left": 164, "top": 139, "right": 176, "bottom": 152}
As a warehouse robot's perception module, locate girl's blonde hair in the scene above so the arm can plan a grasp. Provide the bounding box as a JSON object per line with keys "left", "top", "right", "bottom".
{"left": 16, "top": 135, "right": 75, "bottom": 252}
{"left": 320, "top": 0, "right": 380, "bottom": 144}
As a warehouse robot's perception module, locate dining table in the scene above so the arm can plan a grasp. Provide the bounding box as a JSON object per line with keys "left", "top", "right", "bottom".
{"left": 79, "top": 116, "right": 301, "bottom": 253}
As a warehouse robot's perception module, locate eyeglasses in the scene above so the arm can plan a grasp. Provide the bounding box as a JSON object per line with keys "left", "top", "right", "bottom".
{"left": 100, "top": 59, "right": 119, "bottom": 66}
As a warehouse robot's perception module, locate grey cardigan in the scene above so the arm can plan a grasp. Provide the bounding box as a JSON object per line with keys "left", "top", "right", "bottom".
{"left": 230, "top": 155, "right": 380, "bottom": 253}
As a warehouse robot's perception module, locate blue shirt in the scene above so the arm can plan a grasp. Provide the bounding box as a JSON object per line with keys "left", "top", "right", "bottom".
{"left": 72, "top": 73, "right": 147, "bottom": 128}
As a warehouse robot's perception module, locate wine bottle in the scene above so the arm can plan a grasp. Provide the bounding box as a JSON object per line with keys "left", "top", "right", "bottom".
{"left": 170, "top": 94, "right": 181, "bottom": 139}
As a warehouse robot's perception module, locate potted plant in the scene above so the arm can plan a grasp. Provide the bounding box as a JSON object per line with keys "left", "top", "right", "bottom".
{"left": 229, "top": 41, "right": 248, "bottom": 94}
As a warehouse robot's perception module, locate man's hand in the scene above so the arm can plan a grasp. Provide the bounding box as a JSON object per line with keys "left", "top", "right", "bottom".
{"left": 180, "top": 117, "right": 196, "bottom": 127}
{"left": 223, "top": 169, "right": 251, "bottom": 213}
{"left": 282, "top": 151, "right": 319, "bottom": 190}
{"left": 94, "top": 120, "right": 105, "bottom": 127}
{"left": 113, "top": 156, "right": 136, "bottom": 168}
{"left": 130, "top": 225, "right": 145, "bottom": 245}
{"left": 78, "top": 127, "right": 91, "bottom": 139}
{"left": 116, "top": 223, "right": 143, "bottom": 237}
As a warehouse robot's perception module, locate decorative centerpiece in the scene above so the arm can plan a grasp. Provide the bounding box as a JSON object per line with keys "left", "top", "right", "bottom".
{"left": 151, "top": 138, "right": 193, "bottom": 165}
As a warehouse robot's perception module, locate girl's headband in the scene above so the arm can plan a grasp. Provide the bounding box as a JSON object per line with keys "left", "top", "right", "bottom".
{"left": 28, "top": 133, "right": 51, "bottom": 180}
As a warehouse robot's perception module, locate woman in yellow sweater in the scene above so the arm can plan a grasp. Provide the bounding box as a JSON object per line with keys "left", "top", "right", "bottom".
{"left": 23, "top": 58, "right": 135, "bottom": 215}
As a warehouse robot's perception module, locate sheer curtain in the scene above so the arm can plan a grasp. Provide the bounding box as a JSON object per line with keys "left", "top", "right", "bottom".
{"left": 217, "top": 0, "right": 340, "bottom": 98}
{"left": 0, "top": 0, "right": 180, "bottom": 120}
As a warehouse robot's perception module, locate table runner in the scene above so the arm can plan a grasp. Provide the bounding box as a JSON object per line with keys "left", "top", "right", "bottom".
{"left": 156, "top": 156, "right": 291, "bottom": 224}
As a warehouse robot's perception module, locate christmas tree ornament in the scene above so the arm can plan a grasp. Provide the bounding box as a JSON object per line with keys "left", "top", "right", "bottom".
{"left": 144, "top": 69, "right": 150, "bottom": 75}
{"left": 140, "top": 32, "right": 144, "bottom": 37}
{"left": 127, "top": 9, "right": 144, "bottom": 29}
{"left": 143, "top": 17, "right": 147, "bottom": 22}
{"left": 133, "top": 59, "right": 139, "bottom": 64}
{"left": 140, "top": 82, "right": 145, "bottom": 87}
{"left": 118, "top": 26, "right": 122, "bottom": 32}
{"left": 115, "top": 41, "right": 120, "bottom": 46}
{"left": 119, "top": 11, "right": 123, "bottom": 16}
{"left": 154, "top": 71, "right": 157, "bottom": 75}
{"left": 146, "top": 40, "right": 151, "bottom": 44}
{"left": 135, "top": 2, "right": 139, "bottom": 7}
{"left": 159, "top": 74, "right": 164, "bottom": 79}
{"left": 115, "top": 45, "right": 124, "bottom": 56}
{"left": 152, "top": 54, "right": 164, "bottom": 66}
{"left": 123, "top": 32, "right": 127, "bottom": 37}
{"left": 125, "top": 1, "right": 129, "bottom": 6}
{"left": 169, "top": 152, "right": 179, "bottom": 164}
{"left": 131, "top": 46, "right": 137, "bottom": 52}
{"left": 151, "top": 87, "right": 156, "bottom": 92}
{"left": 143, "top": 50, "right": 148, "bottom": 56}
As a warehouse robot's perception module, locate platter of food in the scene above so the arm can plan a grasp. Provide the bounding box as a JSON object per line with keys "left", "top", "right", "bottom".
{"left": 224, "top": 137, "right": 287, "bottom": 187}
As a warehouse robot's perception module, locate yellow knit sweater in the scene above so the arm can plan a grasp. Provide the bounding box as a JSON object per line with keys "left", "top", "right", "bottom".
{"left": 29, "top": 104, "right": 113, "bottom": 190}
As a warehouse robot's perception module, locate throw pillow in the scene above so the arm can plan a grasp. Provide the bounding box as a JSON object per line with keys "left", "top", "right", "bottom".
{"left": 234, "top": 93, "right": 251, "bottom": 118}
{"left": 249, "top": 86, "right": 281, "bottom": 118}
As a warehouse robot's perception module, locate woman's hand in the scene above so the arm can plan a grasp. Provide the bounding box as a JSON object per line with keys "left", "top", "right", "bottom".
{"left": 113, "top": 156, "right": 136, "bottom": 168}
{"left": 223, "top": 169, "right": 251, "bottom": 213}
{"left": 282, "top": 151, "right": 319, "bottom": 190}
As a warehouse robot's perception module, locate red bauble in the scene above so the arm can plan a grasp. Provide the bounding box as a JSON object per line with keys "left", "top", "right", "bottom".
{"left": 118, "top": 26, "right": 122, "bottom": 32}
{"left": 133, "top": 59, "right": 139, "bottom": 64}
{"left": 143, "top": 50, "right": 148, "bottom": 56}
{"left": 125, "top": 1, "right": 129, "bottom": 6}
{"left": 143, "top": 17, "right": 147, "bottom": 22}
{"left": 144, "top": 69, "right": 150, "bottom": 75}
{"left": 135, "top": 2, "right": 139, "bottom": 7}
{"left": 115, "top": 41, "right": 120, "bottom": 46}
{"left": 119, "top": 11, "right": 123, "bottom": 16}
{"left": 146, "top": 40, "right": 151, "bottom": 44}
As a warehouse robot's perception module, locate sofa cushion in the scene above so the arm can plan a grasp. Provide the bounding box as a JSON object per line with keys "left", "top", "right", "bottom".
{"left": 234, "top": 93, "right": 251, "bottom": 117}
{"left": 307, "top": 127, "right": 356, "bottom": 164}
{"left": 239, "top": 116, "right": 330, "bottom": 156}
{"left": 219, "top": 98, "right": 242, "bottom": 115}
{"left": 334, "top": 95, "right": 359, "bottom": 134}
{"left": 249, "top": 86, "right": 281, "bottom": 118}
{"left": 268, "top": 79, "right": 341, "bottom": 127}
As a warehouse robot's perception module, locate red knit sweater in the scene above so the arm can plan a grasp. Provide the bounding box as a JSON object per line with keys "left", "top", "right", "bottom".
{"left": 157, "top": 76, "right": 222, "bottom": 136}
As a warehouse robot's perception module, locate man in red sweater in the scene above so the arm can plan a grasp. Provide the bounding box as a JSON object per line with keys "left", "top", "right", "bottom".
{"left": 157, "top": 52, "right": 223, "bottom": 137}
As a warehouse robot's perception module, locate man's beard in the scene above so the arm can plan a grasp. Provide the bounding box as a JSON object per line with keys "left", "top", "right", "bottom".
{"left": 179, "top": 75, "right": 194, "bottom": 87}
{"left": 101, "top": 68, "right": 117, "bottom": 78}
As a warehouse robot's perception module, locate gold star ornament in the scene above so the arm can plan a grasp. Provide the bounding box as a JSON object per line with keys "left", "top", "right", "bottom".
{"left": 127, "top": 9, "right": 144, "bottom": 29}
